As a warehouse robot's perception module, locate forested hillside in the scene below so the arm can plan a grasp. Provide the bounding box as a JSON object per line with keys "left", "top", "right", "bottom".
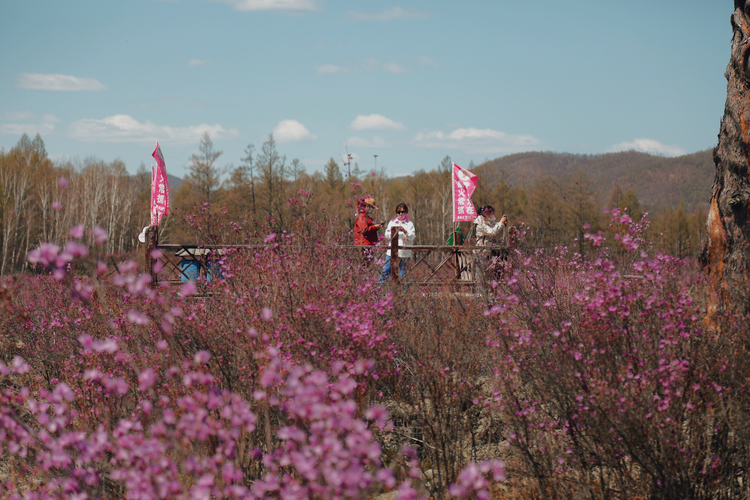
{"left": 0, "top": 133, "right": 712, "bottom": 275}
{"left": 477, "top": 149, "right": 714, "bottom": 213}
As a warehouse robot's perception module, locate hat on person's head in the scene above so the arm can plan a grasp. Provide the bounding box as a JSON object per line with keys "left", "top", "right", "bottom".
{"left": 363, "top": 197, "right": 378, "bottom": 209}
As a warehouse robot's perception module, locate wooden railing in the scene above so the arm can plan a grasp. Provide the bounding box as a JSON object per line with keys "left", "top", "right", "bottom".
{"left": 143, "top": 227, "right": 508, "bottom": 288}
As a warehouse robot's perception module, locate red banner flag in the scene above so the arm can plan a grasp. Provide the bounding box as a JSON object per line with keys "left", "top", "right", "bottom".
{"left": 150, "top": 142, "right": 170, "bottom": 225}
{"left": 452, "top": 162, "right": 478, "bottom": 222}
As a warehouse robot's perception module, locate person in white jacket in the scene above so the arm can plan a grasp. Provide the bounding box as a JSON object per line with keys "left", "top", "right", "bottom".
{"left": 378, "top": 203, "right": 416, "bottom": 282}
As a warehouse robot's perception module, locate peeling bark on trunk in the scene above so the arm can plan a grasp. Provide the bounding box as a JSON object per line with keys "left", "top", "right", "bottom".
{"left": 706, "top": 1, "right": 750, "bottom": 318}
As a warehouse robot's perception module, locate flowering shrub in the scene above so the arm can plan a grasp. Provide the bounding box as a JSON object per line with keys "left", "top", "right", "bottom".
{"left": 484, "top": 212, "right": 750, "bottom": 499}
{"left": 4, "top": 207, "right": 748, "bottom": 499}
{"left": 0, "top": 211, "right": 505, "bottom": 499}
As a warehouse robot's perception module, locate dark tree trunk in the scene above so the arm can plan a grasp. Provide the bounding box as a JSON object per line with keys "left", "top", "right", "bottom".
{"left": 705, "top": 1, "right": 750, "bottom": 318}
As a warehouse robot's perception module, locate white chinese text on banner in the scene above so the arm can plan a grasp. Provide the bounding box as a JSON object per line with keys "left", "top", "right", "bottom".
{"left": 452, "top": 162, "right": 479, "bottom": 222}
{"left": 150, "top": 142, "right": 170, "bottom": 225}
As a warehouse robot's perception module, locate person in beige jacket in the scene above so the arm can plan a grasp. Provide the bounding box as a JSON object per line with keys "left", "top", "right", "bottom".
{"left": 472, "top": 205, "right": 508, "bottom": 283}
{"left": 473, "top": 205, "right": 508, "bottom": 248}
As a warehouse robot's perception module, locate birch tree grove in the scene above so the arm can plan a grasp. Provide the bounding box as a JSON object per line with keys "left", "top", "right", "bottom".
{"left": 0, "top": 135, "right": 147, "bottom": 275}
{"left": 0, "top": 154, "right": 31, "bottom": 275}
{"left": 1, "top": 134, "right": 48, "bottom": 275}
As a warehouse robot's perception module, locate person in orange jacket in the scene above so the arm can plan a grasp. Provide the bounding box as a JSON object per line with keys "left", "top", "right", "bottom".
{"left": 354, "top": 196, "right": 383, "bottom": 246}
{"left": 354, "top": 197, "right": 384, "bottom": 264}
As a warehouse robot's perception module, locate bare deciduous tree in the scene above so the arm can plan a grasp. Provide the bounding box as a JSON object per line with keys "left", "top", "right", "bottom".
{"left": 256, "top": 135, "right": 288, "bottom": 230}
{"left": 187, "top": 132, "right": 223, "bottom": 204}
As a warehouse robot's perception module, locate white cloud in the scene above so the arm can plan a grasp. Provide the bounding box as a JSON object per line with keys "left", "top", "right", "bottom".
{"left": 413, "top": 127, "right": 543, "bottom": 154}
{"left": 344, "top": 7, "right": 432, "bottom": 21}
{"left": 216, "top": 0, "right": 318, "bottom": 11}
{"left": 315, "top": 64, "right": 345, "bottom": 74}
{"left": 0, "top": 111, "right": 59, "bottom": 136}
{"left": 345, "top": 136, "right": 391, "bottom": 149}
{"left": 362, "top": 58, "right": 407, "bottom": 74}
{"left": 418, "top": 56, "right": 440, "bottom": 68}
{"left": 607, "top": 138, "right": 686, "bottom": 157}
{"left": 382, "top": 61, "right": 407, "bottom": 74}
{"left": 273, "top": 119, "right": 316, "bottom": 143}
{"left": 137, "top": 97, "right": 210, "bottom": 110}
{"left": 17, "top": 73, "right": 107, "bottom": 91}
{"left": 316, "top": 59, "right": 408, "bottom": 76}
{"left": 188, "top": 58, "right": 209, "bottom": 67}
{"left": 349, "top": 114, "right": 406, "bottom": 131}
{"left": 68, "top": 114, "right": 239, "bottom": 144}
{"left": 300, "top": 157, "right": 328, "bottom": 168}
{"left": 1, "top": 111, "right": 34, "bottom": 121}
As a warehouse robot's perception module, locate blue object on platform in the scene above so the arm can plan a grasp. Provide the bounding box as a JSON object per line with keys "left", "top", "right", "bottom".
{"left": 206, "top": 259, "right": 224, "bottom": 282}
{"left": 180, "top": 259, "right": 201, "bottom": 282}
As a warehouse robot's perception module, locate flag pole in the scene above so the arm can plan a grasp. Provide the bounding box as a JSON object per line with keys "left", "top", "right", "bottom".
{"left": 451, "top": 164, "right": 459, "bottom": 280}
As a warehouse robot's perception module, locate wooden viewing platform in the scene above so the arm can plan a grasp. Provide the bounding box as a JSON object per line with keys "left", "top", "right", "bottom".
{"left": 142, "top": 226, "right": 511, "bottom": 289}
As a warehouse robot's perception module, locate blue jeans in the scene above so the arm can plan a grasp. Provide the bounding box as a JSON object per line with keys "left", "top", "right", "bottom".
{"left": 377, "top": 256, "right": 409, "bottom": 282}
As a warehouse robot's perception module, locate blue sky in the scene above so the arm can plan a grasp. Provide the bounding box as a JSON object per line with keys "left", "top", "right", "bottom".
{"left": 0, "top": 0, "right": 731, "bottom": 179}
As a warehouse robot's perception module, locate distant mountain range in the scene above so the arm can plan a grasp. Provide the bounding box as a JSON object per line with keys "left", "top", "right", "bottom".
{"left": 478, "top": 149, "right": 715, "bottom": 213}
{"left": 163, "top": 151, "right": 715, "bottom": 214}
{"left": 168, "top": 174, "right": 183, "bottom": 192}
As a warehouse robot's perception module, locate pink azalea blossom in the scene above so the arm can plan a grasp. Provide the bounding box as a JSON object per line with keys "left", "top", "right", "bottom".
{"left": 127, "top": 310, "right": 149, "bottom": 325}
{"left": 90, "top": 226, "right": 108, "bottom": 244}
{"left": 27, "top": 242, "right": 60, "bottom": 267}
{"left": 137, "top": 369, "right": 156, "bottom": 391}
{"left": 180, "top": 280, "right": 197, "bottom": 297}
{"left": 194, "top": 350, "right": 211, "bottom": 364}
{"left": 70, "top": 225, "right": 84, "bottom": 238}
{"left": 261, "top": 307, "right": 273, "bottom": 321}
{"left": 92, "top": 338, "right": 118, "bottom": 353}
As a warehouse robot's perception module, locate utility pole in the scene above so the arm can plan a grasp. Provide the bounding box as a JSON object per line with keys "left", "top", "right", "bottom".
{"left": 374, "top": 154, "right": 378, "bottom": 171}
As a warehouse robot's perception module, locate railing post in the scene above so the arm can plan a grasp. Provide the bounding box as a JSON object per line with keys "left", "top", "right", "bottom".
{"left": 390, "top": 232, "right": 400, "bottom": 283}
{"left": 145, "top": 225, "right": 159, "bottom": 287}
{"left": 453, "top": 228, "right": 460, "bottom": 281}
